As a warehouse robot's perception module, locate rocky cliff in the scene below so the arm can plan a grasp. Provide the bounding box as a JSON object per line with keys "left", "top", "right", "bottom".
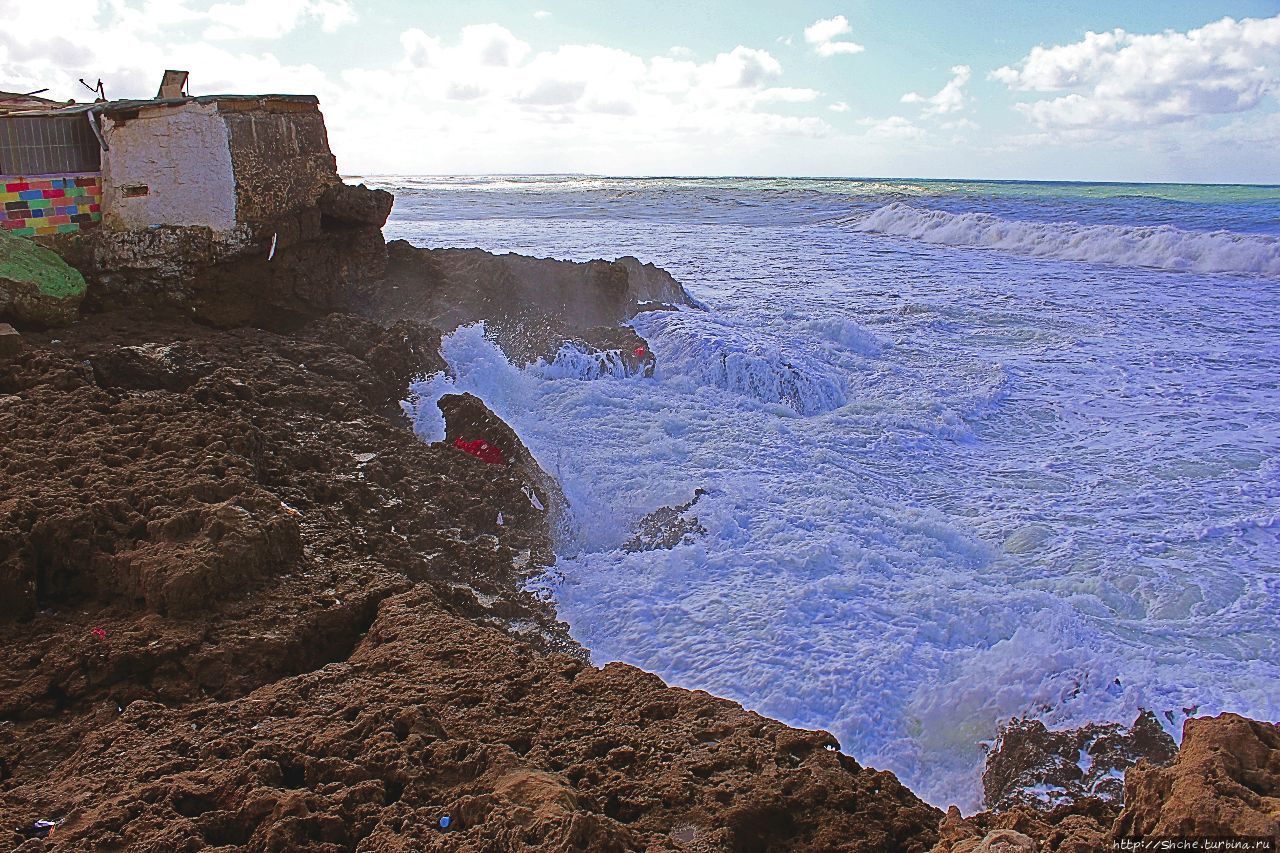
{"left": 1, "top": 182, "right": 1276, "bottom": 851}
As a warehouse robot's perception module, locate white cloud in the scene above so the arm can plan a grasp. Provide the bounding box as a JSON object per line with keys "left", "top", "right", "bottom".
{"left": 991, "top": 14, "right": 1280, "bottom": 129}
{"left": 757, "top": 87, "right": 821, "bottom": 103}
{"left": 804, "top": 15, "right": 865, "bottom": 58}
{"left": 901, "top": 65, "right": 971, "bottom": 115}
{"left": 859, "top": 115, "right": 923, "bottom": 140}
{"left": 204, "top": 0, "right": 357, "bottom": 39}
{"left": 704, "top": 45, "right": 782, "bottom": 88}
{"left": 533, "top": 9, "right": 551, "bottom": 19}
{"left": 829, "top": 101, "right": 850, "bottom": 112}
{"left": 459, "top": 23, "right": 532, "bottom": 67}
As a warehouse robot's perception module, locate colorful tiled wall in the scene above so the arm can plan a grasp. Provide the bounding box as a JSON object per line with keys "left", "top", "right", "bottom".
{"left": 0, "top": 173, "right": 102, "bottom": 237}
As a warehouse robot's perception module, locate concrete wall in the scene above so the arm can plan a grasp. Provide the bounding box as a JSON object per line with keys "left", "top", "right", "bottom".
{"left": 222, "top": 100, "right": 336, "bottom": 225}
{"left": 101, "top": 102, "right": 237, "bottom": 231}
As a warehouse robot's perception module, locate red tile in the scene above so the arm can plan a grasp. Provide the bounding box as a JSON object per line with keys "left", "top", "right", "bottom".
{"left": 4, "top": 182, "right": 30, "bottom": 193}
{"left": 88, "top": 203, "right": 101, "bottom": 213}
{"left": 1, "top": 219, "right": 25, "bottom": 229}
{"left": 46, "top": 214, "right": 71, "bottom": 225}
{"left": 42, "top": 189, "right": 66, "bottom": 199}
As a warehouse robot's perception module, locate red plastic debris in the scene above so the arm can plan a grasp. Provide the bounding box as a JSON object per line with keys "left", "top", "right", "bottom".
{"left": 633, "top": 346, "right": 647, "bottom": 357}
{"left": 453, "top": 437, "right": 506, "bottom": 465}
{"left": 90, "top": 627, "right": 107, "bottom": 640}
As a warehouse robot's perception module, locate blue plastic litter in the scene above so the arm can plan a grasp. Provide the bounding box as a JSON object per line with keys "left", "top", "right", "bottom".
{"left": 439, "top": 816, "right": 452, "bottom": 829}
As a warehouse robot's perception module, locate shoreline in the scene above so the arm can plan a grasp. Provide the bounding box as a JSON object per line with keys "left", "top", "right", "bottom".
{"left": 2, "top": 180, "right": 1277, "bottom": 849}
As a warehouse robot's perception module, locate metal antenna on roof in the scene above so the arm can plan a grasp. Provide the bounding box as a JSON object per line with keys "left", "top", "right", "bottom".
{"left": 78, "top": 78, "right": 107, "bottom": 102}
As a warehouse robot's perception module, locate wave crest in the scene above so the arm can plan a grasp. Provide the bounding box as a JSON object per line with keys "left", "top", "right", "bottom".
{"left": 635, "top": 312, "right": 847, "bottom": 415}
{"left": 847, "top": 202, "right": 1280, "bottom": 277}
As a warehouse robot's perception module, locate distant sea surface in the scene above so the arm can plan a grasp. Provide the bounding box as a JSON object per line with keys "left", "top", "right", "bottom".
{"left": 364, "top": 175, "right": 1280, "bottom": 810}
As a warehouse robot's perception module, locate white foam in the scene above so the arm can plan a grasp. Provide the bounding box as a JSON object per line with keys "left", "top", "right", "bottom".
{"left": 848, "top": 202, "right": 1280, "bottom": 277}
{"left": 532, "top": 342, "right": 643, "bottom": 381}
{"left": 389, "top": 183, "right": 1280, "bottom": 816}
{"left": 633, "top": 310, "right": 849, "bottom": 415}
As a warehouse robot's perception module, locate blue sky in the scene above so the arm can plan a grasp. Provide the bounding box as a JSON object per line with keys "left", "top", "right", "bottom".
{"left": 3, "top": 0, "right": 1279, "bottom": 181}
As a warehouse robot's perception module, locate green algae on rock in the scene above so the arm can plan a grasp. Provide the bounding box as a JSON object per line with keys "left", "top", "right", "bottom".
{"left": 0, "top": 231, "right": 87, "bottom": 328}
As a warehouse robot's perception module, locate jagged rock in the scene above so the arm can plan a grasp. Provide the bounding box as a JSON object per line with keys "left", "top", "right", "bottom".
{"left": 318, "top": 182, "right": 394, "bottom": 228}
{"left": 436, "top": 392, "right": 567, "bottom": 544}
{"left": 624, "top": 490, "right": 708, "bottom": 552}
{"left": 1113, "top": 712, "right": 1280, "bottom": 841}
{"left": 615, "top": 255, "right": 703, "bottom": 307}
{"left": 0, "top": 231, "right": 86, "bottom": 329}
{"left": 372, "top": 242, "right": 698, "bottom": 363}
{"left": 0, "top": 323, "right": 21, "bottom": 359}
{"left": 90, "top": 342, "right": 216, "bottom": 391}
{"left": 983, "top": 711, "right": 1177, "bottom": 811}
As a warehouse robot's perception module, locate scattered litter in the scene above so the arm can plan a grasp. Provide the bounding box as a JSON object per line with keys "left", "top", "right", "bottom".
{"left": 439, "top": 816, "right": 452, "bottom": 829}
{"left": 90, "top": 627, "right": 107, "bottom": 641}
{"left": 280, "top": 501, "right": 302, "bottom": 517}
{"left": 267, "top": 232, "right": 278, "bottom": 261}
{"left": 633, "top": 346, "right": 647, "bottom": 357}
{"left": 453, "top": 437, "right": 505, "bottom": 465}
{"left": 496, "top": 512, "right": 504, "bottom": 526}
{"left": 20, "top": 819, "right": 56, "bottom": 839}
{"left": 522, "top": 486, "right": 545, "bottom": 511}
{"left": 353, "top": 452, "right": 377, "bottom": 464}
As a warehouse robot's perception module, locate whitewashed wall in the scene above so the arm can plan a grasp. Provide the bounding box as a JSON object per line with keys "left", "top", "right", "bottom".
{"left": 101, "top": 102, "right": 237, "bottom": 231}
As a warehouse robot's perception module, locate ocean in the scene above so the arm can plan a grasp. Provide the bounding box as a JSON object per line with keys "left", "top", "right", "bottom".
{"left": 369, "top": 175, "right": 1280, "bottom": 811}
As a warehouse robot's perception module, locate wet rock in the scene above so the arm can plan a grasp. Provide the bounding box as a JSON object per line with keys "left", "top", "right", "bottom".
{"left": 0, "top": 231, "right": 86, "bottom": 329}
{"left": 318, "top": 182, "right": 394, "bottom": 228}
{"left": 983, "top": 711, "right": 1177, "bottom": 811}
{"left": 1113, "top": 712, "right": 1280, "bottom": 841}
{"left": 372, "top": 242, "right": 697, "bottom": 363}
{"left": 436, "top": 392, "right": 567, "bottom": 542}
{"left": 624, "top": 490, "right": 709, "bottom": 552}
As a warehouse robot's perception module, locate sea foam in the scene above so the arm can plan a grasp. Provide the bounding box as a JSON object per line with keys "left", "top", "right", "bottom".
{"left": 847, "top": 202, "right": 1280, "bottom": 277}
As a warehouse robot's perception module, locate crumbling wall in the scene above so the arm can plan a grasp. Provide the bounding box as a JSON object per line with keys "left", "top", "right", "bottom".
{"left": 101, "top": 102, "right": 237, "bottom": 231}
{"left": 221, "top": 99, "right": 337, "bottom": 225}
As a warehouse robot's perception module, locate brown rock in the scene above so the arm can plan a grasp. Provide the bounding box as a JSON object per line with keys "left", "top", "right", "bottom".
{"left": 956, "top": 829, "right": 1036, "bottom": 853}
{"left": 0, "top": 323, "right": 21, "bottom": 359}
{"left": 983, "top": 711, "right": 1177, "bottom": 811}
{"left": 1113, "top": 712, "right": 1280, "bottom": 841}
{"left": 372, "top": 242, "right": 698, "bottom": 364}
{"left": 318, "top": 182, "right": 394, "bottom": 228}
{"left": 0, "top": 309, "right": 945, "bottom": 852}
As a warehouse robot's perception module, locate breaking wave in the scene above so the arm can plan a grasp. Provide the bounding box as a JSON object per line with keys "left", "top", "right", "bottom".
{"left": 633, "top": 311, "right": 848, "bottom": 415}
{"left": 532, "top": 343, "right": 644, "bottom": 381}
{"left": 846, "top": 202, "right": 1280, "bottom": 277}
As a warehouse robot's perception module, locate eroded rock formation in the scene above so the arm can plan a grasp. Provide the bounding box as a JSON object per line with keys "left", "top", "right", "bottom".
{"left": 1113, "top": 712, "right": 1280, "bottom": 842}
{"left": 983, "top": 711, "right": 1178, "bottom": 811}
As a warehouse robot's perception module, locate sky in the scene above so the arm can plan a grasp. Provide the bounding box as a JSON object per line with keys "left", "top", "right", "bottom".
{"left": 2, "top": 0, "right": 1279, "bottom": 182}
